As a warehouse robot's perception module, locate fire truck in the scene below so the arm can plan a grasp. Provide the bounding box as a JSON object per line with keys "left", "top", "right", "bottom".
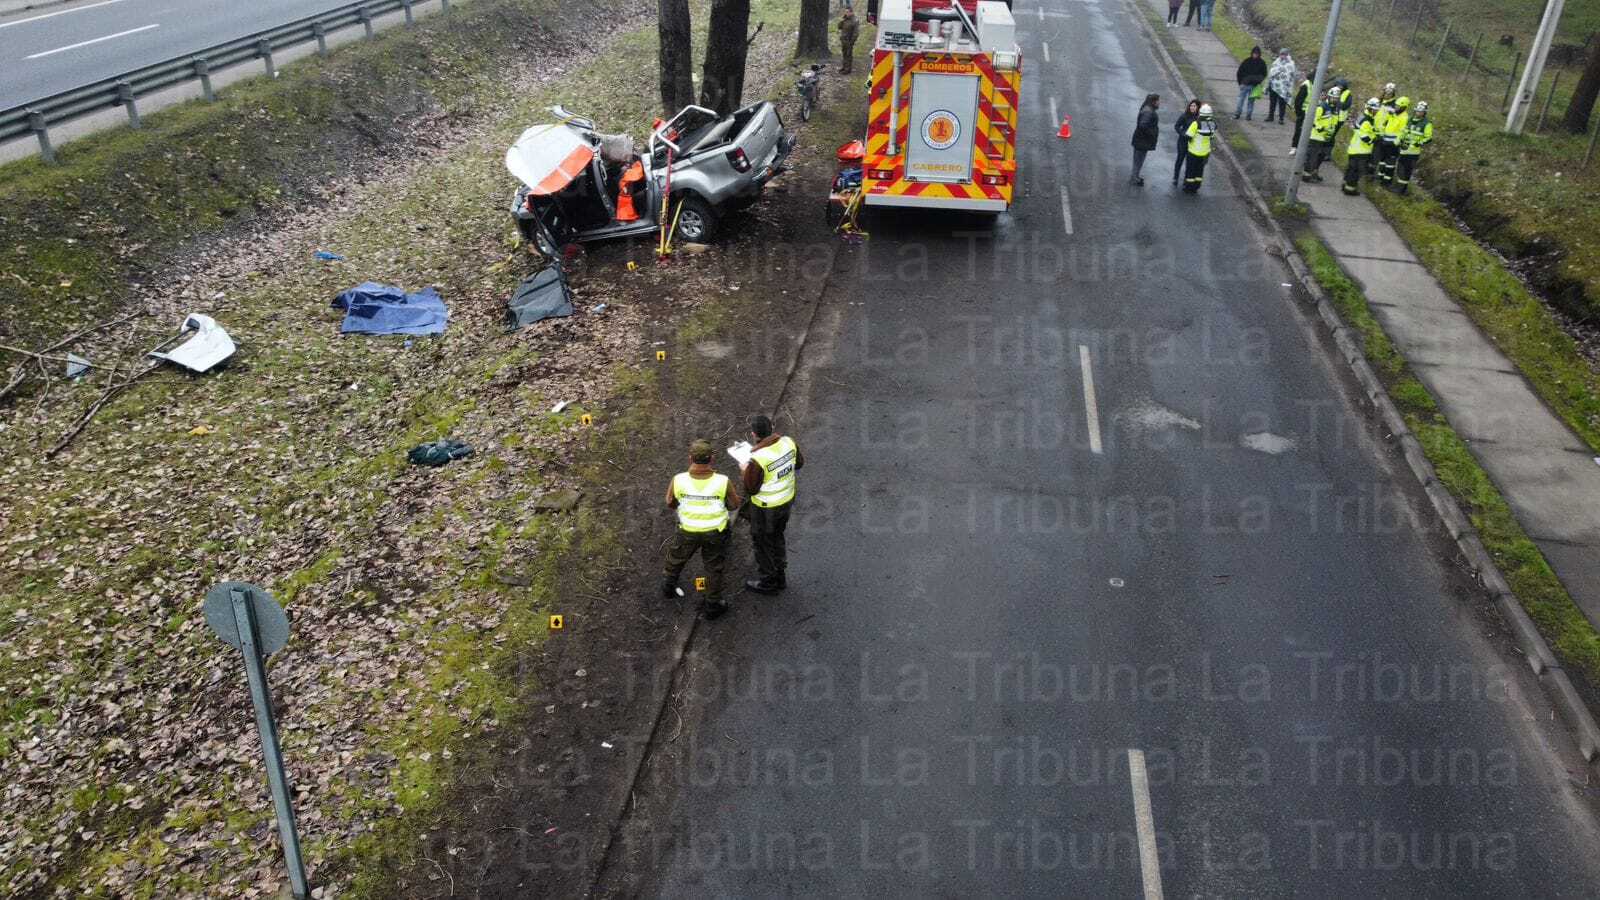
{"left": 861, "top": 0, "right": 1020, "bottom": 214}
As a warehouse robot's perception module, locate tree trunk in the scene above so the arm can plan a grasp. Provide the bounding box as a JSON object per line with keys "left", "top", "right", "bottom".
{"left": 659, "top": 0, "right": 695, "bottom": 114}
{"left": 797, "top": 0, "right": 832, "bottom": 59}
{"left": 700, "top": 0, "right": 753, "bottom": 115}
{"left": 1561, "top": 33, "right": 1600, "bottom": 134}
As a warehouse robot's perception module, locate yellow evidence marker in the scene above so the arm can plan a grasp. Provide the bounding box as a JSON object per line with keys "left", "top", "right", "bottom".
{"left": 580, "top": 413, "right": 593, "bottom": 426}
{"left": 549, "top": 614, "right": 564, "bottom": 631}
{"left": 656, "top": 350, "right": 667, "bottom": 361}
{"left": 694, "top": 577, "right": 706, "bottom": 591}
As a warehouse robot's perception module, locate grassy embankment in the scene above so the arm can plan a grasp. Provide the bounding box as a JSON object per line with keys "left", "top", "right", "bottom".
{"left": 1210, "top": 0, "right": 1600, "bottom": 451}
{"left": 0, "top": 0, "right": 807, "bottom": 895}
{"left": 1141, "top": 1, "right": 1600, "bottom": 692}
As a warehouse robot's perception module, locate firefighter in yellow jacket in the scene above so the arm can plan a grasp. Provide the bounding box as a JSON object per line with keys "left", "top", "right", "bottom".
{"left": 1393, "top": 100, "right": 1433, "bottom": 194}
{"left": 1182, "top": 103, "right": 1216, "bottom": 194}
{"left": 663, "top": 439, "right": 742, "bottom": 618}
{"left": 1301, "top": 87, "right": 1341, "bottom": 182}
{"left": 1342, "top": 97, "right": 1380, "bottom": 196}
{"left": 1377, "top": 95, "right": 1410, "bottom": 186}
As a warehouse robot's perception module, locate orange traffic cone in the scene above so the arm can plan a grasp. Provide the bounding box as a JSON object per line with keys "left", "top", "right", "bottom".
{"left": 1057, "top": 116, "right": 1072, "bottom": 139}
{"left": 615, "top": 160, "right": 644, "bottom": 222}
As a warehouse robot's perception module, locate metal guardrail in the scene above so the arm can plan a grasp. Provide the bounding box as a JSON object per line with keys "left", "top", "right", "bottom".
{"left": 0, "top": 0, "right": 451, "bottom": 162}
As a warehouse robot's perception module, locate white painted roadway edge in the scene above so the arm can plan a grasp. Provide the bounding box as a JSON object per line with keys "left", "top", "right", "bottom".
{"left": 1127, "top": 749, "right": 1165, "bottom": 900}
{"left": 1122, "top": 0, "right": 1600, "bottom": 769}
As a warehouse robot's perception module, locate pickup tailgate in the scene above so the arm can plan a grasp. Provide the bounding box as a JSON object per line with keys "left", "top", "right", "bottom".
{"left": 738, "top": 102, "right": 791, "bottom": 176}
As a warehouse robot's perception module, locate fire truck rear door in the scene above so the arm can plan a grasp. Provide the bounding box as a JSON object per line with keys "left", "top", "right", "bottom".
{"left": 905, "top": 72, "right": 979, "bottom": 184}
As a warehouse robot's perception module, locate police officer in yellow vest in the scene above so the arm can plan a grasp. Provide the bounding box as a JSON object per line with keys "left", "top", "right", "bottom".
{"left": 1182, "top": 104, "right": 1215, "bottom": 194}
{"left": 663, "top": 439, "right": 742, "bottom": 618}
{"left": 740, "top": 414, "right": 803, "bottom": 594}
{"left": 1301, "top": 87, "right": 1341, "bottom": 182}
{"left": 1393, "top": 100, "right": 1432, "bottom": 195}
{"left": 1342, "top": 97, "right": 1380, "bottom": 195}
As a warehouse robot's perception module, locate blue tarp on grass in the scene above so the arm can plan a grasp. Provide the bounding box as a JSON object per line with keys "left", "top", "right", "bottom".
{"left": 333, "top": 283, "right": 449, "bottom": 335}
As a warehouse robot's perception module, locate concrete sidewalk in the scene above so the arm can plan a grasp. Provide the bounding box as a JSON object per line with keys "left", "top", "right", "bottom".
{"left": 1140, "top": 0, "right": 1600, "bottom": 631}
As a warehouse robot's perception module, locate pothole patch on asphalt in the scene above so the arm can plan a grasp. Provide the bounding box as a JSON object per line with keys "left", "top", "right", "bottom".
{"left": 1241, "top": 431, "right": 1297, "bottom": 454}
{"left": 1115, "top": 398, "right": 1201, "bottom": 434}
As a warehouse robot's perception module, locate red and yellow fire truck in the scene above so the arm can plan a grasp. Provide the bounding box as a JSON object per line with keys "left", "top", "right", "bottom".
{"left": 861, "top": 0, "right": 1021, "bottom": 213}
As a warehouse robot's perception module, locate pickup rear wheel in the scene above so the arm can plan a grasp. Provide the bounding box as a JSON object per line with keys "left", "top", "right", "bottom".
{"left": 673, "top": 196, "right": 718, "bottom": 244}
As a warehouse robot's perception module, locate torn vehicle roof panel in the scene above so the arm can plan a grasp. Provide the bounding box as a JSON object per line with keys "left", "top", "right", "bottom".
{"left": 148, "top": 314, "right": 236, "bottom": 373}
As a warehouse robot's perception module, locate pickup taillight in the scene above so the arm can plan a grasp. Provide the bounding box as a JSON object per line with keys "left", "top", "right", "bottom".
{"left": 868, "top": 168, "right": 895, "bottom": 180}
{"left": 726, "top": 147, "right": 752, "bottom": 173}
{"left": 978, "top": 172, "right": 1009, "bottom": 186}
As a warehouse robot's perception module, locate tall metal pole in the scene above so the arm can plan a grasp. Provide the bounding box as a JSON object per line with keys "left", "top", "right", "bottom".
{"left": 1506, "top": 0, "right": 1566, "bottom": 134}
{"left": 1286, "top": 0, "right": 1344, "bottom": 205}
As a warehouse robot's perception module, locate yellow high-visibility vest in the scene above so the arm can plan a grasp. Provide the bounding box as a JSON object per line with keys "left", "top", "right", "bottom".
{"left": 750, "top": 436, "right": 798, "bottom": 508}
{"left": 1346, "top": 115, "right": 1377, "bottom": 155}
{"left": 1311, "top": 104, "right": 1339, "bottom": 142}
{"left": 1398, "top": 118, "right": 1433, "bottom": 155}
{"left": 673, "top": 471, "right": 730, "bottom": 532}
{"left": 1186, "top": 119, "right": 1214, "bottom": 158}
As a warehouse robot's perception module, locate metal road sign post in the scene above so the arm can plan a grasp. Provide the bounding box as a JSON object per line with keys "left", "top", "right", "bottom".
{"left": 203, "top": 582, "right": 309, "bottom": 900}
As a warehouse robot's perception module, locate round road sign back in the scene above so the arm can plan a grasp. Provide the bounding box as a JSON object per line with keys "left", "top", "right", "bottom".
{"left": 203, "top": 581, "right": 290, "bottom": 656}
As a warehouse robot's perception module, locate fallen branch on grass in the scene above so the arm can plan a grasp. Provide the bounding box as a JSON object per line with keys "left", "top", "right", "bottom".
{"left": 0, "top": 311, "right": 143, "bottom": 405}
{"left": 45, "top": 364, "right": 159, "bottom": 460}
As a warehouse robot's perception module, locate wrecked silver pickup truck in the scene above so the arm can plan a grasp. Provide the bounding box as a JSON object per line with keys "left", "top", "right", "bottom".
{"left": 507, "top": 103, "right": 793, "bottom": 252}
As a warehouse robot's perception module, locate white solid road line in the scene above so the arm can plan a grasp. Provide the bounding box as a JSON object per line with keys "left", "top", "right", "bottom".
{"left": 1049, "top": 95, "right": 1059, "bottom": 126}
{"left": 1060, "top": 186, "right": 1073, "bottom": 235}
{"left": 0, "top": 0, "right": 129, "bottom": 30}
{"left": 1079, "top": 345, "right": 1100, "bottom": 453}
{"left": 1041, "top": 41, "right": 1051, "bottom": 63}
{"left": 1128, "top": 749, "right": 1165, "bottom": 900}
{"left": 24, "top": 22, "right": 158, "bottom": 59}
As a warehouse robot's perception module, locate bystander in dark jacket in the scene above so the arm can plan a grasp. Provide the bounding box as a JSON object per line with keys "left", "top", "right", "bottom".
{"left": 1130, "top": 94, "right": 1161, "bottom": 187}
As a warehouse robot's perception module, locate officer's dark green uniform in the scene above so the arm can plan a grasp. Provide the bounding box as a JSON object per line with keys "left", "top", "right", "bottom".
{"left": 662, "top": 439, "right": 741, "bottom": 617}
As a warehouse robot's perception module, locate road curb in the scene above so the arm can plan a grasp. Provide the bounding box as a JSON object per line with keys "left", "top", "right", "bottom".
{"left": 1124, "top": 0, "right": 1600, "bottom": 768}
{"left": 0, "top": 0, "right": 68, "bottom": 17}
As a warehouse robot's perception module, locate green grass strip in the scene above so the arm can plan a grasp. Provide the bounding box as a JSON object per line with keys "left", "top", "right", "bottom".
{"left": 1298, "top": 235, "right": 1600, "bottom": 685}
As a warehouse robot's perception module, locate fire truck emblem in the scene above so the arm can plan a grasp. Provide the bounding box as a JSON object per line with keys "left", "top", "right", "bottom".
{"left": 920, "top": 110, "right": 961, "bottom": 150}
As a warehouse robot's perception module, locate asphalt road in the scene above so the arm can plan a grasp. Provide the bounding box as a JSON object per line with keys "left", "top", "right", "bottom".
{"left": 605, "top": 0, "right": 1600, "bottom": 895}
{"left": 0, "top": 0, "right": 372, "bottom": 109}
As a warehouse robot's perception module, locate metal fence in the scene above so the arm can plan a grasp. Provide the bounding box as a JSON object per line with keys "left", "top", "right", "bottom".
{"left": 0, "top": 0, "right": 452, "bottom": 163}
{"left": 1358, "top": 0, "right": 1593, "bottom": 130}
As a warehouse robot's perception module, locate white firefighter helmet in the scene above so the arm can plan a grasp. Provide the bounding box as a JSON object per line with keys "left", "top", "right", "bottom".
{"left": 1365, "top": 97, "right": 1380, "bottom": 112}
{"left": 1199, "top": 103, "right": 1214, "bottom": 118}
{"left": 1414, "top": 100, "right": 1429, "bottom": 115}
{"left": 1383, "top": 81, "right": 1397, "bottom": 95}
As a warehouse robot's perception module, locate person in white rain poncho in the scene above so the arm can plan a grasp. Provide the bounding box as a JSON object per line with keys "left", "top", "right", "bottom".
{"left": 1266, "top": 48, "right": 1298, "bottom": 125}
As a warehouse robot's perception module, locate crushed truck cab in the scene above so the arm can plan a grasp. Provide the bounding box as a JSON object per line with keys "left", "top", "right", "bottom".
{"left": 863, "top": 0, "right": 1020, "bottom": 213}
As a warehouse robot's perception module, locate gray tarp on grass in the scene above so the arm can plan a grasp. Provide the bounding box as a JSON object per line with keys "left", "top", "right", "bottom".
{"left": 506, "top": 264, "right": 573, "bottom": 329}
